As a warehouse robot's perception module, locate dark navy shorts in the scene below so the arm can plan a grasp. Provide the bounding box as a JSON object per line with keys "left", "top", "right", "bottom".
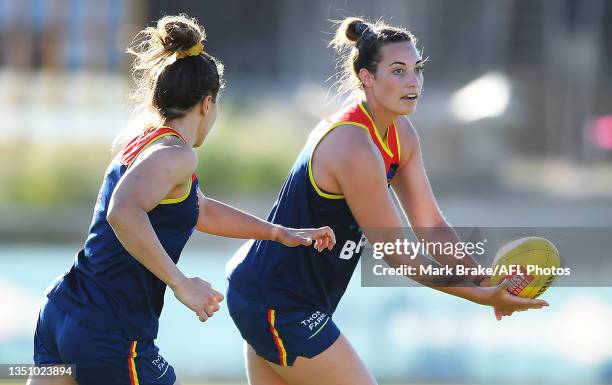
{"left": 227, "top": 283, "right": 340, "bottom": 366}
{"left": 34, "top": 297, "right": 176, "bottom": 385}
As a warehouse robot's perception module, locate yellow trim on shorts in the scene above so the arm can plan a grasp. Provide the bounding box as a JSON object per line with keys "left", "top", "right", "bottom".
{"left": 129, "top": 341, "right": 140, "bottom": 385}
{"left": 268, "top": 309, "right": 288, "bottom": 366}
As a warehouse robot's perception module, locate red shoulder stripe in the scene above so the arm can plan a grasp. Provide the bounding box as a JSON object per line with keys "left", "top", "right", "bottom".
{"left": 120, "top": 127, "right": 185, "bottom": 166}
{"left": 324, "top": 102, "right": 401, "bottom": 176}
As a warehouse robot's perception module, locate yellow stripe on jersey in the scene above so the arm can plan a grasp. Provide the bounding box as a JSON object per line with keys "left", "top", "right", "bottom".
{"left": 307, "top": 121, "right": 370, "bottom": 200}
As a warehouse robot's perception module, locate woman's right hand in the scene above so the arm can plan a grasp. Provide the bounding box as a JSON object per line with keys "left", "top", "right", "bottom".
{"left": 171, "top": 277, "right": 224, "bottom": 322}
{"left": 272, "top": 225, "right": 336, "bottom": 252}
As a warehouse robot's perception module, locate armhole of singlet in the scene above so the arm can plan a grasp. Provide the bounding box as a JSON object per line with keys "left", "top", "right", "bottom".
{"left": 125, "top": 132, "right": 193, "bottom": 205}
{"left": 307, "top": 122, "right": 370, "bottom": 200}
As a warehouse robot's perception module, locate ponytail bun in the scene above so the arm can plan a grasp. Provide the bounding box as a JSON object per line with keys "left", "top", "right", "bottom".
{"left": 330, "top": 17, "right": 368, "bottom": 50}
{"left": 157, "top": 15, "right": 205, "bottom": 53}
{"left": 345, "top": 18, "right": 369, "bottom": 43}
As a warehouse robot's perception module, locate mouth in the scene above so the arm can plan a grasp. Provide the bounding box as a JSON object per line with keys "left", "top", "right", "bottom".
{"left": 401, "top": 93, "right": 419, "bottom": 101}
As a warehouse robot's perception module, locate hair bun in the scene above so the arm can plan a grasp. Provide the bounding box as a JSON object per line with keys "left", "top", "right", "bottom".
{"left": 157, "top": 15, "right": 205, "bottom": 53}
{"left": 352, "top": 22, "right": 370, "bottom": 39}
{"left": 347, "top": 20, "right": 376, "bottom": 50}
{"left": 342, "top": 18, "right": 364, "bottom": 43}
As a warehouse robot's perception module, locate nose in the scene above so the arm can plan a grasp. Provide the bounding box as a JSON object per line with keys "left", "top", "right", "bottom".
{"left": 405, "top": 71, "right": 421, "bottom": 88}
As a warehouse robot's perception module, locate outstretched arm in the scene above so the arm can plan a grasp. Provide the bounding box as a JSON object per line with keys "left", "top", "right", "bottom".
{"left": 326, "top": 125, "right": 547, "bottom": 314}
{"left": 390, "top": 118, "right": 487, "bottom": 283}
{"left": 196, "top": 190, "right": 335, "bottom": 251}
{"left": 391, "top": 118, "right": 515, "bottom": 319}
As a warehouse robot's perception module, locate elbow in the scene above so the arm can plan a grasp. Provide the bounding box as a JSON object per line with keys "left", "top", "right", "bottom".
{"left": 106, "top": 207, "right": 121, "bottom": 229}
{"left": 106, "top": 201, "right": 130, "bottom": 230}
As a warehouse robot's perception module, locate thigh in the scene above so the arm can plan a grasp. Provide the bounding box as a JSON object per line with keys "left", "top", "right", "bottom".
{"left": 268, "top": 334, "right": 377, "bottom": 385}
{"left": 245, "top": 343, "right": 290, "bottom": 385}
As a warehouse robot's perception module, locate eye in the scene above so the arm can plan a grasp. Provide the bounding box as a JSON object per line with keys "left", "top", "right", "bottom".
{"left": 393, "top": 68, "right": 404, "bottom": 75}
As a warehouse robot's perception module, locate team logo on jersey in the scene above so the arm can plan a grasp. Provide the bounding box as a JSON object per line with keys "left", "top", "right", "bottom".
{"left": 339, "top": 234, "right": 368, "bottom": 260}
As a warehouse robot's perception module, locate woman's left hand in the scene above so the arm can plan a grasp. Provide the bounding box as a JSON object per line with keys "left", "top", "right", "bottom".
{"left": 272, "top": 226, "right": 336, "bottom": 252}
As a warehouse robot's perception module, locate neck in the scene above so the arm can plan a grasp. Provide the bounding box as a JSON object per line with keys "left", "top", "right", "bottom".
{"left": 163, "top": 114, "right": 200, "bottom": 147}
{"left": 361, "top": 99, "right": 397, "bottom": 139}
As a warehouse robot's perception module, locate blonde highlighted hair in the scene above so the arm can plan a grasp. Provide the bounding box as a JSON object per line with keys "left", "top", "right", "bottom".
{"left": 113, "top": 14, "right": 225, "bottom": 150}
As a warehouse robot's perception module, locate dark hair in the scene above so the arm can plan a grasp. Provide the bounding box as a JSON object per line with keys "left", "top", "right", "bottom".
{"left": 127, "top": 14, "right": 225, "bottom": 121}
{"left": 330, "top": 17, "right": 416, "bottom": 95}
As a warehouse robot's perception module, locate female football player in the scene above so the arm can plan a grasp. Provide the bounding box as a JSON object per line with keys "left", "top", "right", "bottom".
{"left": 30, "top": 14, "right": 334, "bottom": 385}
{"left": 226, "top": 17, "right": 548, "bottom": 385}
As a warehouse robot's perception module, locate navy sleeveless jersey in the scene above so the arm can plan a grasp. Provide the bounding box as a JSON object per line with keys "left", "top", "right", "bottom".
{"left": 228, "top": 101, "right": 401, "bottom": 314}
{"left": 46, "top": 127, "right": 199, "bottom": 340}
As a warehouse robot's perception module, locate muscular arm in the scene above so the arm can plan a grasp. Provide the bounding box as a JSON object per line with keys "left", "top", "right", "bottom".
{"left": 196, "top": 191, "right": 277, "bottom": 239}
{"left": 108, "top": 139, "right": 225, "bottom": 321}
{"left": 107, "top": 139, "right": 195, "bottom": 289}
{"left": 196, "top": 190, "right": 335, "bottom": 251}
{"left": 323, "top": 125, "right": 546, "bottom": 312}
{"left": 323, "top": 126, "right": 480, "bottom": 299}
{"left": 390, "top": 118, "right": 487, "bottom": 283}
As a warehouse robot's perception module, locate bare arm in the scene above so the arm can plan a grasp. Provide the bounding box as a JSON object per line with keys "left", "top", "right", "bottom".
{"left": 197, "top": 191, "right": 277, "bottom": 239}
{"left": 390, "top": 118, "right": 487, "bottom": 283}
{"left": 196, "top": 190, "right": 335, "bottom": 251}
{"left": 324, "top": 125, "right": 546, "bottom": 311}
{"left": 108, "top": 140, "right": 195, "bottom": 288}
{"left": 107, "top": 138, "right": 222, "bottom": 321}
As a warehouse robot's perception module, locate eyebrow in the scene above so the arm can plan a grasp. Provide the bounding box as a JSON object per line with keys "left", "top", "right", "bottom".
{"left": 388, "top": 60, "right": 424, "bottom": 67}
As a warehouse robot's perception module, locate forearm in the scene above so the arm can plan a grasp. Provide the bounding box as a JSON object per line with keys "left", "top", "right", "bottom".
{"left": 384, "top": 252, "right": 484, "bottom": 303}
{"left": 369, "top": 225, "right": 482, "bottom": 303}
{"left": 197, "top": 197, "right": 277, "bottom": 240}
{"left": 413, "top": 221, "right": 487, "bottom": 283}
{"left": 108, "top": 208, "right": 185, "bottom": 289}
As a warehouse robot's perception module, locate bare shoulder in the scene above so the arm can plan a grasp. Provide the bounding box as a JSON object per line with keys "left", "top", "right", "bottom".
{"left": 395, "top": 116, "right": 421, "bottom": 163}
{"left": 395, "top": 116, "right": 419, "bottom": 145}
{"left": 321, "top": 123, "right": 381, "bottom": 165}
{"left": 133, "top": 135, "right": 197, "bottom": 175}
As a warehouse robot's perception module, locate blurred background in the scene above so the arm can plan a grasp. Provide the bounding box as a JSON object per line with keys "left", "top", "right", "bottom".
{"left": 1, "top": 0, "right": 612, "bottom": 384}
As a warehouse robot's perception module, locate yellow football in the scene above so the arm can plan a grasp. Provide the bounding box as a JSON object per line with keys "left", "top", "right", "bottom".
{"left": 489, "top": 237, "right": 560, "bottom": 298}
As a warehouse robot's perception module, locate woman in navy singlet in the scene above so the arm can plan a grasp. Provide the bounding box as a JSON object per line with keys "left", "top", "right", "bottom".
{"left": 226, "top": 17, "right": 549, "bottom": 385}
{"left": 30, "top": 15, "right": 334, "bottom": 385}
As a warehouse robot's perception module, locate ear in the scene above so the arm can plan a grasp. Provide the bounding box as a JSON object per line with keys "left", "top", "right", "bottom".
{"left": 199, "top": 95, "right": 214, "bottom": 116}
{"left": 358, "top": 68, "right": 375, "bottom": 88}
